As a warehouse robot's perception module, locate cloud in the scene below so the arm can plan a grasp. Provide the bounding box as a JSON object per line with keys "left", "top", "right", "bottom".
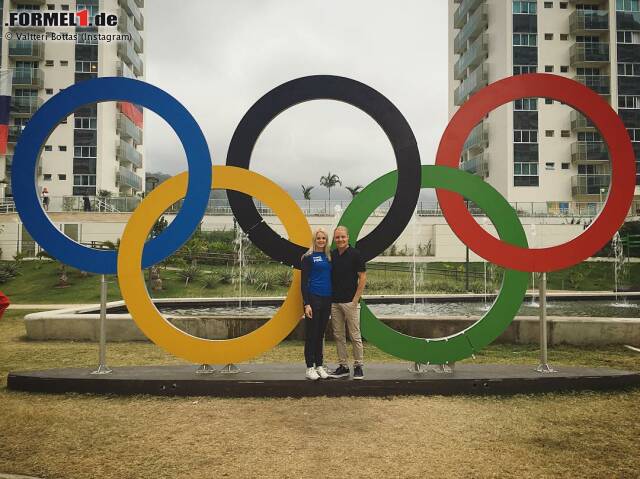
{"left": 144, "top": 0, "right": 448, "bottom": 199}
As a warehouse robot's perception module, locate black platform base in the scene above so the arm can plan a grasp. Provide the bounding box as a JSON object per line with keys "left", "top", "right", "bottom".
{"left": 7, "top": 364, "right": 640, "bottom": 397}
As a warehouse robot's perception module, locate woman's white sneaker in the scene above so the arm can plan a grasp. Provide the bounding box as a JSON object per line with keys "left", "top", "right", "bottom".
{"left": 306, "top": 367, "right": 320, "bottom": 380}
{"left": 316, "top": 366, "right": 329, "bottom": 379}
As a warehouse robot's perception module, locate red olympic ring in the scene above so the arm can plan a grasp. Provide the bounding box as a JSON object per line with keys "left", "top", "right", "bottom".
{"left": 435, "top": 74, "right": 636, "bottom": 272}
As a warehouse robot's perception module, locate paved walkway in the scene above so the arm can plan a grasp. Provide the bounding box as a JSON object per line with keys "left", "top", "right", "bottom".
{"left": 8, "top": 304, "right": 96, "bottom": 310}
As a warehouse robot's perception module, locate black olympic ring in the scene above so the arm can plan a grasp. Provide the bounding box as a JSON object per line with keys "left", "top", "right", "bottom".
{"left": 226, "top": 75, "right": 422, "bottom": 268}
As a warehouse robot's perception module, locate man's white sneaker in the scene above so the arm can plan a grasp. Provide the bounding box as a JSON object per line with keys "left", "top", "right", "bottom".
{"left": 316, "top": 366, "right": 329, "bottom": 379}
{"left": 306, "top": 367, "right": 320, "bottom": 380}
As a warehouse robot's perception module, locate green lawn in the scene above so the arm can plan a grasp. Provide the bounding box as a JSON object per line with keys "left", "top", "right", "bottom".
{"left": 1, "top": 309, "right": 639, "bottom": 479}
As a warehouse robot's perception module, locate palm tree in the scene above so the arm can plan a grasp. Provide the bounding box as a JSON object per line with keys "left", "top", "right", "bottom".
{"left": 319, "top": 172, "right": 342, "bottom": 203}
{"left": 301, "top": 185, "right": 314, "bottom": 213}
{"left": 345, "top": 185, "right": 363, "bottom": 198}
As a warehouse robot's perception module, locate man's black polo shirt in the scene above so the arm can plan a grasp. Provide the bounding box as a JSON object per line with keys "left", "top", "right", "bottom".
{"left": 331, "top": 246, "right": 366, "bottom": 303}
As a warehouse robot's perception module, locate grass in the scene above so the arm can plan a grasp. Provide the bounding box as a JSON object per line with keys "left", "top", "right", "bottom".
{"left": 1, "top": 259, "right": 638, "bottom": 304}
{"left": 1, "top": 310, "right": 639, "bottom": 478}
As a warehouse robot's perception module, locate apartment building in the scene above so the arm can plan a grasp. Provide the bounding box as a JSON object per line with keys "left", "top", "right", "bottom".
{"left": 449, "top": 0, "right": 640, "bottom": 213}
{"left": 0, "top": 0, "right": 144, "bottom": 201}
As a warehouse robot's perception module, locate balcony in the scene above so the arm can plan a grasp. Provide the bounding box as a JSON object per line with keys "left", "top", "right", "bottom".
{"left": 11, "top": 96, "right": 43, "bottom": 116}
{"left": 454, "top": 0, "right": 485, "bottom": 29}
{"left": 572, "top": 174, "right": 610, "bottom": 196}
{"left": 573, "top": 74, "right": 610, "bottom": 95}
{"left": 570, "top": 111, "right": 596, "bottom": 131}
{"left": 12, "top": 68, "right": 44, "bottom": 89}
{"left": 461, "top": 153, "right": 489, "bottom": 177}
{"left": 571, "top": 142, "right": 609, "bottom": 163}
{"left": 117, "top": 113, "right": 143, "bottom": 145}
{"left": 569, "top": 10, "right": 609, "bottom": 36}
{"left": 454, "top": 4, "right": 488, "bottom": 54}
{"left": 117, "top": 41, "right": 143, "bottom": 77}
{"left": 454, "top": 33, "right": 488, "bottom": 80}
{"left": 8, "top": 39, "right": 44, "bottom": 60}
{"left": 118, "top": 8, "right": 143, "bottom": 53}
{"left": 463, "top": 121, "right": 489, "bottom": 153}
{"left": 570, "top": 42, "right": 609, "bottom": 66}
{"left": 117, "top": 166, "right": 143, "bottom": 191}
{"left": 454, "top": 64, "right": 488, "bottom": 106}
{"left": 117, "top": 139, "right": 143, "bottom": 169}
{"left": 118, "top": 0, "right": 144, "bottom": 30}
{"left": 8, "top": 126, "right": 24, "bottom": 144}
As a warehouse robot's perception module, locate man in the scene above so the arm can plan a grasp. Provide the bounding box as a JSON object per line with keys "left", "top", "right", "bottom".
{"left": 329, "top": 226, "right": 367, "bottom": 379}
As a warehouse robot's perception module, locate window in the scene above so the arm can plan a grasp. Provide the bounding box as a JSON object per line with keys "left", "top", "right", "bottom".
{"left": 45, "top": 88, "right": 53, "bottom": 94}
{"left": 74, "top": 117, "right": 97, "bottom": 129}
{"left": 618, "top": 63, "right": 640, "bottom": 76}
{"left": 514, "top": 163, "right": 538, "bottom": 175}
{"left": 545, "top": 34, "right": 554, "bottom": 40}
{"left": 545, "top": 130, "right": 555, "bottom": 137}
{"left": 545, "top": 162, "right": 555, "bottom": 170}
{"left": 545, "top": 65, "right": 554, "bottom": 72}
{"left": 59, "top": 146, "right": 67, "bottom": 152}
{"left": 561, "top": 163, "right": 570, "bottom": 169}
{"left": 513, "top": 33, "right": 538, "bottom": 46}
{"left": 617, "top": 31, "right": 640, "bottom": 44}
{"left": 43, "top": 174, "right": 52, "bottom": 181}
{"left": 514, "top": 130, "right": 538, "bottom": 143}
{"left": 60, "top": 60, "right": 68, "bottom": 67}
{"left": 58, "top": 174, "right": 67, "bottom": 180}
{"left": 44, "top": 145, "right": 52, "bottom": 151}
{"left": 514, "top": 65, "right": 537, "bottom": 75}
{"left": 619, "top": 95, "right": 640, "bottom": 109}
{"left": 514, "top": 162, "right": 539, "bottom": 186}
{"left": 75, "top": 61, "right": 98, "bottom": 73}
{"left": 61, "top": 4, "right": 69, "bottom": 10}
{"left": 578, "top": 131, "right": 602, "bottom": 142}
{"left": 561, "top": 130, "right": 571, "bottom": 138}
{"left": 514, "top": 98, "right": 538, "bottom": 110}
{"left": 45, "top": 60, "right": 54, "bottom": 67}
{"left": 559, "top": 2, "right": 568, "bottom": 8}
{"left": 544, "top": 1, "right": 553, "bottom": 7}
{"left": 628, "top": 129, "right": 640, "bottom": 141}
{"left": 77, "top": 3, "right": 99, "bottom": 16}
{"left": 513, "top": 1, "right": 537, "bottom": 14}
{"left": 560, "top": 65, "right": 569, "bottom": 72}
{"left": 617, "top": 0, "right": 640, "bottom": 12}
{"left": 47, "top": 4, "right": 54, "bottom": 9}
{"left": 545, "top": 98, "right": 554, "bottom": 104}
{"left": 74, "top": 146, "right": 97, "bottom": 158}
{"left": 560, "top": 34, "right": 568, "bottom": 40}
{"left": 73, "top": 175, "right": 96, "bottom": 186}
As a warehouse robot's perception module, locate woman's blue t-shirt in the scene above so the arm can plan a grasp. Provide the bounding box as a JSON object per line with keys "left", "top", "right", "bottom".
{"left": 308, "top": 252, "right": 332, "bottom": 298}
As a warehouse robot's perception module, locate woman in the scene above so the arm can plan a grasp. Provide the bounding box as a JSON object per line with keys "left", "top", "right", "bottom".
{"left": 301, "top": 228, "right": 332, "bottom": 380}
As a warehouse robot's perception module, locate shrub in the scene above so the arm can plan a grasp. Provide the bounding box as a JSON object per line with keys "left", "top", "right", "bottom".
{"left": 202, "top": 273, "right": 219, "bottom": 289}
{"left": 0, "top": 262, "right": 20, "bottom": 283}
{"left": 177, "top": 264, "right": 202, "bottom": 286}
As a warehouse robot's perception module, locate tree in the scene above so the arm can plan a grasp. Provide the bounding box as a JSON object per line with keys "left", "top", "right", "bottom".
{"left": 301, "top": 185, "right": 314, "bottom": 213}
{"left": 319, "top": 172, "right": 342, "bottom": 203}
{"left": 345, "top": 185, "right": 363, "bottom": 198}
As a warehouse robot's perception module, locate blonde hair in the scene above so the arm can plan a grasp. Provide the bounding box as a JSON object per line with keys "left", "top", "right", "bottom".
{"left": 303, "top": 227, "right": 332, "bottom": 261}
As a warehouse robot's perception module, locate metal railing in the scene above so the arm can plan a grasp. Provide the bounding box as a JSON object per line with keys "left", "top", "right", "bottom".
{"left": 569, "top": 10, "right": 609, "bottom": 35}
{"left": 570, "top": 42, "right": 609, "bottom": 65}
{"left": 2, "top": 196, "right": 639, "bottom": 219}
{"left": 454, "top": 3, "right": 488, "bottom": 54}
{"left": 574, "top": 74, "right": 610, "bottom": 95}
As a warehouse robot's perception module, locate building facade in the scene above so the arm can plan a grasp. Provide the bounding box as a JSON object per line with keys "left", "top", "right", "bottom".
{"left": 449, "top": 0, "right": 640, "bottom": 213}
{"left": 0, "top": 0, "right": 144, "bottom": 201}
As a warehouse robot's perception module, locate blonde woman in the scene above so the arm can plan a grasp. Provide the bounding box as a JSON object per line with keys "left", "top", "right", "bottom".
{"left": 300, "top": 228, "right": 332, "bottom": 380}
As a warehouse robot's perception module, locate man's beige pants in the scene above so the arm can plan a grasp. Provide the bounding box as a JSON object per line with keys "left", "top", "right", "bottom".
{"left": 331, "top": 302, "right": 364, "bottom": 367}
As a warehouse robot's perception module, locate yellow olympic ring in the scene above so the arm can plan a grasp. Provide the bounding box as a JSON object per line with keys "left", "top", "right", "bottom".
{"left": 117, "top": 166, "right": 312, "bottom": 364}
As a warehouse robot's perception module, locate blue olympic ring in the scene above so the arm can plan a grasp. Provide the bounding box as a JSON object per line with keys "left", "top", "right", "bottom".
{"left": 11, "top": 77, "right": 212, "bottom": 274}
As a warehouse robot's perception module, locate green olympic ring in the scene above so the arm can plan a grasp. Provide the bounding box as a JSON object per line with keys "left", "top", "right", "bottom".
{"left": 337, "top": 165, "right": 529, "bottom": 364}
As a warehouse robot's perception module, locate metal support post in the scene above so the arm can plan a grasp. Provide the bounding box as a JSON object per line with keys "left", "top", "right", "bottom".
{"left": 91, "top": 274, "right": 112, "bottom": 375}
{"left": 465, "top": 246, "right": 470, "bottom": 292}
{"left": 536, "top": 272, "right": 556, "bottom": 373}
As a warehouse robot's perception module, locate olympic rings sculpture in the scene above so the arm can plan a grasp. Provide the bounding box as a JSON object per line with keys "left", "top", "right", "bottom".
{"left": 12, "top": 74, "right": 636, "bottom": 365}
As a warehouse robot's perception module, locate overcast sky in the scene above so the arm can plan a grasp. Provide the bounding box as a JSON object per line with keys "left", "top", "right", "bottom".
{"left": 144, "top": 0, "right": 448, "bottom": 200}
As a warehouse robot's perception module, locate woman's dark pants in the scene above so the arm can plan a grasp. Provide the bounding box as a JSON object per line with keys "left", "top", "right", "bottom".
{"left": 304, "top": 294, "right": 331, "bottom": 368}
